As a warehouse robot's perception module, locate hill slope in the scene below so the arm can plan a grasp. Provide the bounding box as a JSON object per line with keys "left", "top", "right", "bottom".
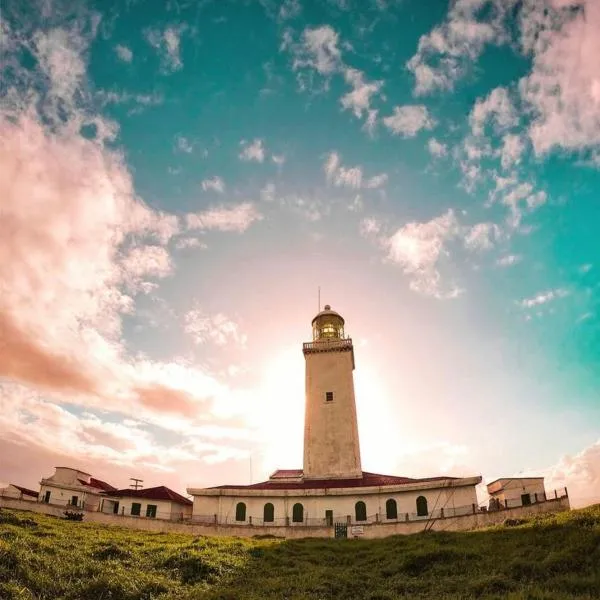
{"left": 1, "top": 505, "right": 599, "bottom": 599}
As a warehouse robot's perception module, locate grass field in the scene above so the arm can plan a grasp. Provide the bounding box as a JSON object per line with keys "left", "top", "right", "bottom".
{"left": 1, "top": 504, "right": 599, "bottom": 600}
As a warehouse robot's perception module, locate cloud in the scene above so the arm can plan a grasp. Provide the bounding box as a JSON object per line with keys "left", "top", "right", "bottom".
{"left": 527, "top": 439, "right": 600, "bottom": 509}
{"left": 175, "top": 135, "right": 193, "bottom": 153}
{"left": 384, "top": 210, "right": 462, "bottom": 297}
{"left": 463, "top": 222, "right": 501, "bottom": 251}
{"left": 272, "top": 154, "right": 285, "bottom": 165}
{"left": 470, "top": 87, "right": 519, "bottom": 136}
{"left": 383, "top": 105, "right": 436, "bottom": 137}
{"left": 114, "top": 44, "right": 132, "bottom": 63}
{"left": 323, "top": 152, "right": 388, "bottom": 191}
{"left": 406, "top": 0, "right": 513, "bottom": 95}
{"left": 518, "top": 288, "right": 570, "bottom": 308}
{"left": 427, "top": 138, "right": 448, "bottom": 157}
{"left": 293, "top": 25, "right": 341, "bottom": 75}
{"left": 186, "top": 202, "right": 262, "bottom": 233}
{"left": 145, "top": 24, "right": 186, "bottom": 73}
{"left": 500, "top": 133, "right": 526, "bottom": 169}
{"left": 496, "top": 254, "right": 522, "bottom": 267}
{"left": 184, "top": 308, "right": 247, "bottom": 347}
{"left": 519, "top": 0, "right": 600, "bottom": 158}
{"left": 201, "top": 176, "right": 225, "bottom": 193}
{"left": 364, "top": 173, "right": 388, "bottom": 189}
{"left": 340, "top": 67, "right": 383, "bottom": 118}
{"left": 239, "top": 138, "right": 265, "bottom": 162}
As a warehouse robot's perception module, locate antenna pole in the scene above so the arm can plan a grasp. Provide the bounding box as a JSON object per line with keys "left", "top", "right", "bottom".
{"left": 129, "top": 477, "right": 143, "bottom": 490}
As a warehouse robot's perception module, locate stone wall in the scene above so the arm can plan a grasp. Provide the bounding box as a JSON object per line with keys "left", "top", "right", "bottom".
{"left": 1, "top": 495, "right": 570, "bottom": 539}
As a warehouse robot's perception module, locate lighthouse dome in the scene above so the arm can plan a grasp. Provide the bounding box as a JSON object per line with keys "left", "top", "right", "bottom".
{"left": 311, "top": 304, "right": 345, "bottom": 341}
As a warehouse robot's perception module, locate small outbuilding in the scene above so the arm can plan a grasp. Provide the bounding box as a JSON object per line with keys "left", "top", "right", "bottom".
{"left": 486, "top": 477, "right": 546, "bottom": 509}
{"left": 0, "top": 484, "right": 39, "bottom": 501}
{"left": 100, "top": 486, "right": 193, "bottom": 520}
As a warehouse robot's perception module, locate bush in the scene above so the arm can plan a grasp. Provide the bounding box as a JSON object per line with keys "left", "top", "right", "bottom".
{"left": 63, "top": 511, "right": 84, "bottom": 521}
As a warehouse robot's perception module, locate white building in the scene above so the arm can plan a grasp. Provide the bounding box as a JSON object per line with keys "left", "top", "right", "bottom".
{"left": 0, "top": 484, "right": 39, "bottom": 502}
{"left": 39, "top": 467, "right": 116, "bottom": 510}
{"left": 99, "top": 486, "right": 192, "bottom": 520}
{"left": 487, "top": 477, "right": 547, "bottom": 509}
{"left": 188, "top": 305, "right": 482, "bottom": 529}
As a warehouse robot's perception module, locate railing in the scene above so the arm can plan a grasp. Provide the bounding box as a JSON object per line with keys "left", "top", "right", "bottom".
{"left": 302, "top": 338, "right": 353, "bottom": 352}
{"left": 188, "top": 488, "right": 569, "bottom": 527}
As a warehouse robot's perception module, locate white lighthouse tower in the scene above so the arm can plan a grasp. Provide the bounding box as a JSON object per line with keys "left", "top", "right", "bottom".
{"left": 302, "top": 305, "right": 362, "bottom": 480}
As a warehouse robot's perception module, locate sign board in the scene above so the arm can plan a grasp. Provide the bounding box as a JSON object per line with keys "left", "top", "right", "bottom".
{"left": 351, "top": 526, "right": 364, "bottom": 536}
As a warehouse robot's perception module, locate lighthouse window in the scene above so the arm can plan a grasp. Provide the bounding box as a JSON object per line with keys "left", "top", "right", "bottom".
{"left": 325, "top": 392, "right": 334, "bottom": 402}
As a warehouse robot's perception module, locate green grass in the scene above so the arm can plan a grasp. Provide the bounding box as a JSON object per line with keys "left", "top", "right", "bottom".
{"left": 1, "top": 505, "right": 599, "bottom": 599}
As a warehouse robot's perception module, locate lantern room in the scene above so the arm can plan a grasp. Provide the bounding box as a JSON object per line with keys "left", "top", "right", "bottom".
{"left": 311, "top": 305, "right": 345, "bottom": 341}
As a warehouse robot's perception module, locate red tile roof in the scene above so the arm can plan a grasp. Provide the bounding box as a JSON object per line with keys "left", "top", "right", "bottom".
{"left": 12, "top": 485, "right": 39, "bottom": 498}
{"left": 78, "top": 478, "right": 118, "bottom": 492}
{"left": 104, "top": 485, "right": 192, "bottom": 506}
{"left": 210, "top": 471, "right": 457, "bottom": 490}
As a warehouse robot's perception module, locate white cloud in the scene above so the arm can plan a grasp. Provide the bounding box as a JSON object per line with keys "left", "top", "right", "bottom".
{"left": 496, "top": 254, "right": 522, "bottom": 267}
{"left": 543, "top": 439, "right": 600, "bottom": 508}
{"left": 385, "top": 210, "right": 462, "bottom": 297}
{"left": 470, "top": 87, "right": 519, "bottom": 137}
{"left": 427, "top": 138, "right": 448, "bottom": 157}
{"left": 201, "top": 176, "right": 225, "bottom": 194}
{"left": 184, "top": 308, "right": 247, "bottom": 347}
{"left": 519, "top": 1, "right": 600, "bottom": 159}
{"left": 279, "top": 0, "right": 302, "bottom": 21}
{"left": 239, "top": 138, "right": 265, "bottom": 162}
{"left": 383, "top": 105, "right": 436, "bottom": 138}
{"left": 272, "top": 154, "right": 285, "bottom": 165}
{"left": 364, "top": 173, "right": 388, "bottom": 189}
{"left": 500, "top": 133, "right": 526, "bottom": 169}
{"left": 145, "top": 25, "right": 186, "bottom": 73}
{"left": 114, "top": 44, "right": 132, "bottom": 63}
{"left": 406, "top": 0, "right": 513, "bottom": 95}
{"left": 186, "top": 203, "right": 262, "bottom": 233}
{"left": 463, "top": 222, "right": 501, "bottom": 251}
{"left": 519, "top": 288, "right": 570, "bottom": 308}
{"left": 323, "top": 152, "right": 387, "bottom": 191}
{"left": 340, "top": 67, "right": 383, "bottom": 118}
{"left": 175, "top": 135, "right": 193, "bottom": 153}
{"left": 359, "top": 217, "right": 382, "bottom": 237}
{"left": 293, "top": 25, "right": 341, "bottom": 75}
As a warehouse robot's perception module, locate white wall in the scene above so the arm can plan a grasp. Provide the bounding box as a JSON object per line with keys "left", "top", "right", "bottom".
{"left": 38, "top": 483, "right": 101, "bottom": 510}
{"left": 489, "top": 478, "right": 546, "bottom": 506}
{"left": 100, "top": 496, "right": 192, "bottom": 520}
{"left": 192, "top": 484, "right": 479, "bottom": 525}
{"left": 0, "top": 485, "right": 38, "bottom": 501}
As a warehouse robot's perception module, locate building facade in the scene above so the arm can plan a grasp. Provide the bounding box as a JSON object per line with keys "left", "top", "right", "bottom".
{"left": 487, "top": 477, "right": 547, "bottom": 509}
{"left": 99, "top": 486, "right": 193, "bottom": 520}
{"left": 39, "top": 467, "right": 116, "bottom": 510}
{"left": 188, "top": 305, "right": 483, "bottom": 529}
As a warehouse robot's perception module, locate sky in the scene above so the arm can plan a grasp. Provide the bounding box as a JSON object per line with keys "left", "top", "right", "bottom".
{"left": 1, "top": 0, "right": 599, "bottom": 508}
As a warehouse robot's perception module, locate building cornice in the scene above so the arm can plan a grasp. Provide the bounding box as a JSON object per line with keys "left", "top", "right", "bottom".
{"left": 187, "top": 476, "right": 482, "bottom": 498}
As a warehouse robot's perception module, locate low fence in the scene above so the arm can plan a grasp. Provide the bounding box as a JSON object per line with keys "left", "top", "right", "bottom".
{"left": 0, "top": 489, "right": 571, "bottom": 539}
{"left": 190, "top": 488, "right": 569, "bottom": 527}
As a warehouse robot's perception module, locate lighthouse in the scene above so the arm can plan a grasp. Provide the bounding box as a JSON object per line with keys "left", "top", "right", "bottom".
{"left": 302, "top": 305, "right": 362, "bottom": 480}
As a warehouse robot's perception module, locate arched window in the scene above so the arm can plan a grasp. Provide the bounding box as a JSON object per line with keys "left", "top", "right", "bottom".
{"left": 355, "top": 501, "right": 367, "bottom": 522}
{"left": 263, "top": 503, "right": 274, "bottom": 523}
{"left": 386, "top": 498, "right": 398, "bottom": 520}
{"left": 416, "top": 496, "right": 428, "bottom": 517}
{"left": 292, "top": 503, "right": 304, "bottom": 523}
{"left": 235, "top": 502, "right": 246, "bottom": 522}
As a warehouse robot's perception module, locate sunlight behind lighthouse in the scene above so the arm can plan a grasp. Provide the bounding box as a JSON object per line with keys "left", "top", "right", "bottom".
{"left": 253, "top": 346, "right": 305, "bottom": 478}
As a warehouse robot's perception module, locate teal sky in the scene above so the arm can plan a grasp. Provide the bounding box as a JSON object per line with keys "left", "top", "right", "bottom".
{"left": 1, "top": 0, "right": 599, "bottom": 506}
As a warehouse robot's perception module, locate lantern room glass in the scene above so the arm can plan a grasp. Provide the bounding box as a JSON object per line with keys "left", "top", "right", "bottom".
{"left": 313, "top": 315, "right": 345, "bottom": 341}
